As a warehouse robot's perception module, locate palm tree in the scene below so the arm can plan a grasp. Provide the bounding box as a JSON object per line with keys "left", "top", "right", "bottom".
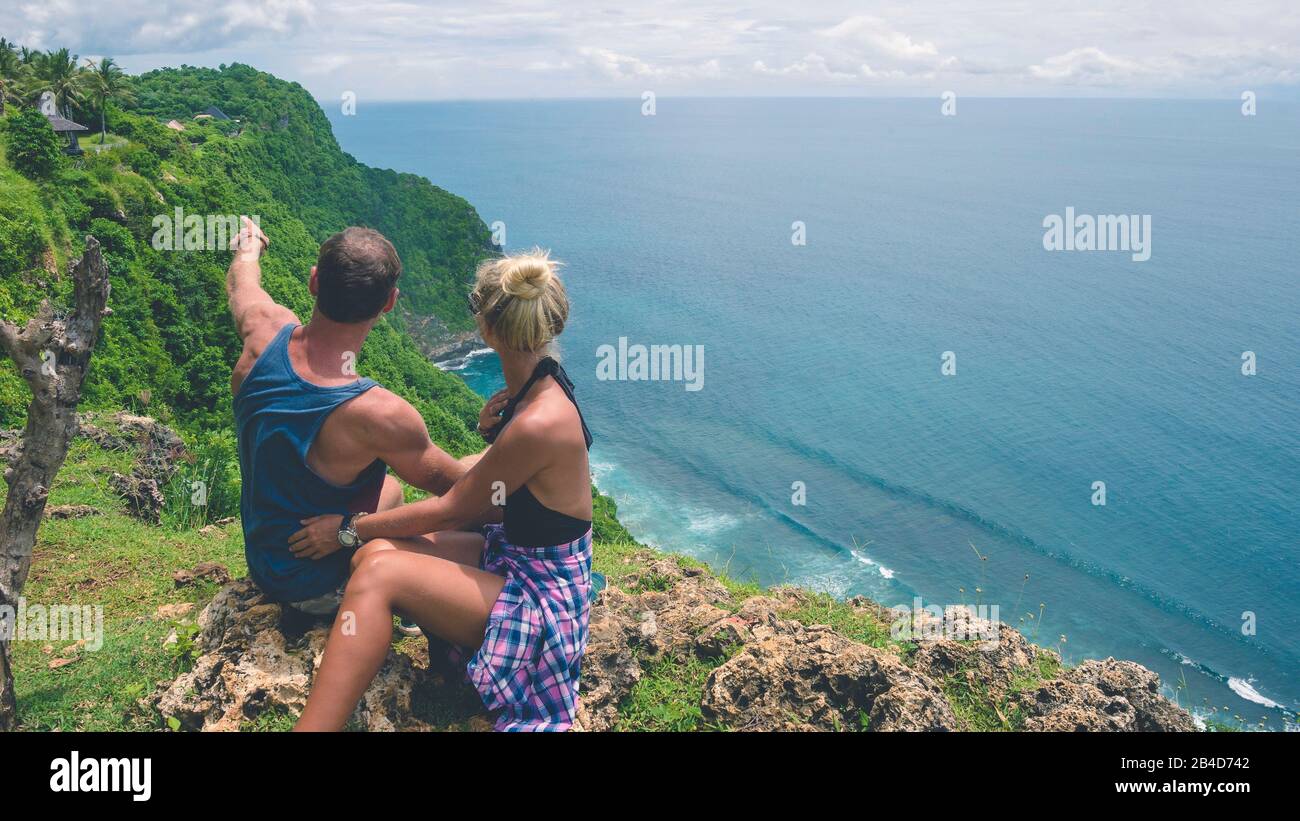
{"left": 24, "top": 48, "right": 86, "bottom": 118}
{"left": 83, "top": 57, "right": 134, "bottom": 143}
{"left": 0, "top": 39, "right": 22, "bottom": 117}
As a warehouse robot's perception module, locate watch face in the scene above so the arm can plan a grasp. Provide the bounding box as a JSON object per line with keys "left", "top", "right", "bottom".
{"left": 339, "top": 530, "right": 358, "bottom": 548}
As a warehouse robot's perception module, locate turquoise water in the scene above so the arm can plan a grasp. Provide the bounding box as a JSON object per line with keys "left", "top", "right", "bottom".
{"left": 328, "top": 98, "right": 1300, "bottom": 727}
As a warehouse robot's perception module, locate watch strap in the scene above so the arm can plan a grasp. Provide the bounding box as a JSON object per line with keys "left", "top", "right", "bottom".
{"left": 338, "top": 513, "right": 357, "bottom": 547}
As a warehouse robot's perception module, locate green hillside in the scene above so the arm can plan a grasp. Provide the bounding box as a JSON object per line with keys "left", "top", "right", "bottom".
{"left": 0, "top": 51, "right": 1211, "bottom": 735}
{"left": 1, "top": 62, "right": 490, "bottom": 456}
{"left": 0, "top": 55, "right": 658, "bottom": 731}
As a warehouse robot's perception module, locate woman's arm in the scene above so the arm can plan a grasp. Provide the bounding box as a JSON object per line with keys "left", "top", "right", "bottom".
{"left": 287, "top": 414, "right": 553, "bottom": 557}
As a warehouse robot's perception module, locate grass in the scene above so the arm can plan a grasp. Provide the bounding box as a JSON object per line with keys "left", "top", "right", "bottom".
{"left": 5, "top": 433, "right": 247, "bottom": 731}
{"left": 78, "top": 132, "right": 127, "bottom": 151}
{"left": 6, "top": 424, "right": 1096, "bottom": 732}
{"left": 6, "top": 433, "right": 760, "bottom": 732}
{"left": 6, "top": 428, "right": 646, "bottom": 731}
{"left": 616, "top": 654, "right": 728, "bottom": 732}
{"left": 941, "top": 653, "right": 1064, "bottom": 732}
{"left": 778, "top": 589, "right": 907, "bottom": 653}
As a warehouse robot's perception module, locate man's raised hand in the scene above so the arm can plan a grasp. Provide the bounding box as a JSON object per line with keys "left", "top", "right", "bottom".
{"left": 231, "top": 215, "right": 269, "bottom": 260}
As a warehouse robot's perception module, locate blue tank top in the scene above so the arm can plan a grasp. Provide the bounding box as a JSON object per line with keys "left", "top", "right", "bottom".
{"left": 233, "top": 324, "right": 387, "bottom": 601}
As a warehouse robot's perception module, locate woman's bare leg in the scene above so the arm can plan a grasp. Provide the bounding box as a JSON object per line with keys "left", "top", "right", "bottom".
{"left": 349, "top": 530, "right": 485, "bottom": 573}
{"left": 295, "top": 541, "right": 505, "bottom": 731}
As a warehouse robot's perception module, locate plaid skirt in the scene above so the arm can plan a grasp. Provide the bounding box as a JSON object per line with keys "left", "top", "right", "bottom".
{"left": 453, "top": 523, "right": 593, "bottom": 731}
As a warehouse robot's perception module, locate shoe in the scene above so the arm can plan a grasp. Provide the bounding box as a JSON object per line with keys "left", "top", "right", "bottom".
{"left": 396, "top": 616, "right": 423, "bottom": 637}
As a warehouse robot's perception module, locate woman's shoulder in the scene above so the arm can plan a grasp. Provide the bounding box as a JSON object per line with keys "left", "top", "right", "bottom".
{"left": 508, "top": 384, "right": 582, "bottom": 441}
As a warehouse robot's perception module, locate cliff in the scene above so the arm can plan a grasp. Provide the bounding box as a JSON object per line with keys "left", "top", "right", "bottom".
{"left": 1, "top": 58, "right": 1199, "bottom": 732}
{"left": 2, "top": 62, "right": 492, "bottom": 448}
{"left": 152, "top": 543, "right": 1196, "bottom": 732}
{"left": 3, "top": 413, "right": 1197, "bottom": 731}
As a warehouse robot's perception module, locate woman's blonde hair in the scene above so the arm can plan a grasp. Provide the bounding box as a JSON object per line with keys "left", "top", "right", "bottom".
{"left": 470, "top": 249, "right": 568, "bottom": 352}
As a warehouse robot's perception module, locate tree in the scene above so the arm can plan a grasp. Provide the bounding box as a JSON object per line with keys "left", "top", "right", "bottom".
{"left": 0, "top": 236, "right": 112, "bottom": 731}
{"left": 3, "top": 107, "right": 62, "bottom": 179}
{"left": 83, "top": 57, "right": 134, "bottom": 143}
{"left": 0, "top": 39, "right": 24, "bottom": 117}
{"left": 23, "top": 48, "right": 85, "bottom": 117}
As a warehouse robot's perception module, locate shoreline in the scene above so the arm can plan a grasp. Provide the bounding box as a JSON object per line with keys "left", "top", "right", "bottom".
{"left": 436, "top": 352, "right": 1293, "bottom": 727}
{"left": 433, "top": 343, "right": 495, "bottom": 372}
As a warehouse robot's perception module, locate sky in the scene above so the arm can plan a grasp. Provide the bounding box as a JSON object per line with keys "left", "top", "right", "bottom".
{"left": 3, "top": 1, "right": 1299, "bottom": 100}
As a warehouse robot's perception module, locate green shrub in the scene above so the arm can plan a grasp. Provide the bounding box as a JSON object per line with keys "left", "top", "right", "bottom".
{"left": 4, "top": 108, "right": 63, "bottom": 179}
{"left": 122, "top": 145, "right": 161, "bottom": 180}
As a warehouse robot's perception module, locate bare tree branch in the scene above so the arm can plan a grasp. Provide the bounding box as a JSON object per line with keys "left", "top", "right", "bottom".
{"left": 0, "top": 236, "right": 110, "bottom": 731}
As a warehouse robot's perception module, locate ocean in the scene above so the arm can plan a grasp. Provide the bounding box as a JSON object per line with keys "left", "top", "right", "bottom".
{"left": 328, "top": 97, "right": 1300, "bottom": 727}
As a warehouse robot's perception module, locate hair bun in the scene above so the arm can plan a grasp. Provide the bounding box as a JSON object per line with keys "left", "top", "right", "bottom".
{"left": 500, "top": 256, "right": 554, "bottom": 300}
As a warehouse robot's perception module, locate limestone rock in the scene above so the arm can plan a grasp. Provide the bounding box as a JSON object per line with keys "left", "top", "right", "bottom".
{"left": 910, "top": 605, "right": 1047, "bottom": 700}
{"left": 110, "top": 471, "right": 166, "bottom": 524}
{"left": 173, "top": 561, "right": 232, "bottom": 587}
{"left": 154, "top": 557, "right": 1195, "bottom": 733}
{"left": 44, "top": 504, "right": 102, "bottom": 519}
{"left": 1018, "top": 679, "right": 1137, "bottom": 731}
{"left": 152, "top": 579, "right": 432, "bottom": 731}
{"left": 700, "top": 625, "right": 958, "bottom": 732}
{"left": 1053, "top": 658, "right": 1196, "bottom": 732}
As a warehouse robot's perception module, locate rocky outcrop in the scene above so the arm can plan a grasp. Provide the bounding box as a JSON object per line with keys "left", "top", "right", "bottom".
{"left": 427, "top": 331, "right": 485, "bottom": 368}
{"left": 153, "top": 552, "right": 1196, "bottom": 732}
{"left": 81, "top": 412, "right": 187, "bottom": 522}
{"left": 700, "top": 625, "right": 959, "bottom": 731}
{"left": 109, "top": 471, "right": 168, "bottom": 523}
{"left": 1018, "top": 659, "right": 1197, "bottom": 732}
{"left": 573, "top": 560, "right": 959, "bottom": 731}
{"left": 152, "top": 579, "right": 435, "bottom": 731}
{"left": 43, "top": 504, "right": 102, "bottom": 519}
{"left": 172, "top": 561, "right": 233, "bottom": 587}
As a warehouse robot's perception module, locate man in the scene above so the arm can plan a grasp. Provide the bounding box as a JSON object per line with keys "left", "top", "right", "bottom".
{"left": 226, "top": 217, "right": 486, "bottom": 617}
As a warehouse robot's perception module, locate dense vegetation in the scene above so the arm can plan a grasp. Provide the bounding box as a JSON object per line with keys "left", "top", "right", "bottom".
{"left": 0, "top": 51, "right": 496, "bottom": 505}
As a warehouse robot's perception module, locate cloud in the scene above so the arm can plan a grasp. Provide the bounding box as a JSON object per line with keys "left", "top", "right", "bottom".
{"left": 1, "top": 0, "right": 1297, "bottom": 98}
{"left": 8, "top": 0, "right": 317, "bottom": 55}
{"left": 753, "top": 15, "right": 959, "bottom": 84}
{"left": 1027, "top": 44, "right": 1300, "bottom": 88}
{"left": 579, "top": 47, "right": 672, "bottom": 81}
{"left": 819, "top": 15, "right": 943, "bottom": 63}
{"left": 578, "top": 47, "right": 720, "bottom": 83}
{"left": 752, "top": 53, "right": 859, "bottom": 81}
{"left": 1028, "top": 47, "right": 1161, "bottom": 85}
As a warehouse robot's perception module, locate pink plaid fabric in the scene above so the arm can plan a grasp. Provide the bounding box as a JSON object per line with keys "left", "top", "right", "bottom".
{"left": 454, "top": 523, "right": 593, "bottom": 731}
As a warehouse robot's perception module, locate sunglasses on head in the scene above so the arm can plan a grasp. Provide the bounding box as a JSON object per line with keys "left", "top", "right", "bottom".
{"left": 468, "top": 291, "right": 509, "bottom": 318}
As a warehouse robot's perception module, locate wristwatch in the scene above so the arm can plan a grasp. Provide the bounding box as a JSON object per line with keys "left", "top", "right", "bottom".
{"left": 337, "top": 512, "right": 367, "bottom": 549}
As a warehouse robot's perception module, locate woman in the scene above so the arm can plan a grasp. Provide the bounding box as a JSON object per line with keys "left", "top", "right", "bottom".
{"left": 289, "top": 249, "right": 594, "bottom": 732}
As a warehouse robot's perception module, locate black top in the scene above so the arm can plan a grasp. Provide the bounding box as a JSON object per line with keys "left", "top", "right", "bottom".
{"left": 485, "top": 357, "right": 593, "bottom": 546}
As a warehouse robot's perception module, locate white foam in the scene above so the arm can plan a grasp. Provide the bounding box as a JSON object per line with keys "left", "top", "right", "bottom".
{"left": 1228, "top": 677, "right": 1281, "bottom": 709}
{"left": 437, "top": 347, "right": 495, "bottom": 371}
{"left": 849, "top": 546, "right": 896, "bottom": 580}
{"left": 686, "top": 510, "right": 740, "bottom": 536}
